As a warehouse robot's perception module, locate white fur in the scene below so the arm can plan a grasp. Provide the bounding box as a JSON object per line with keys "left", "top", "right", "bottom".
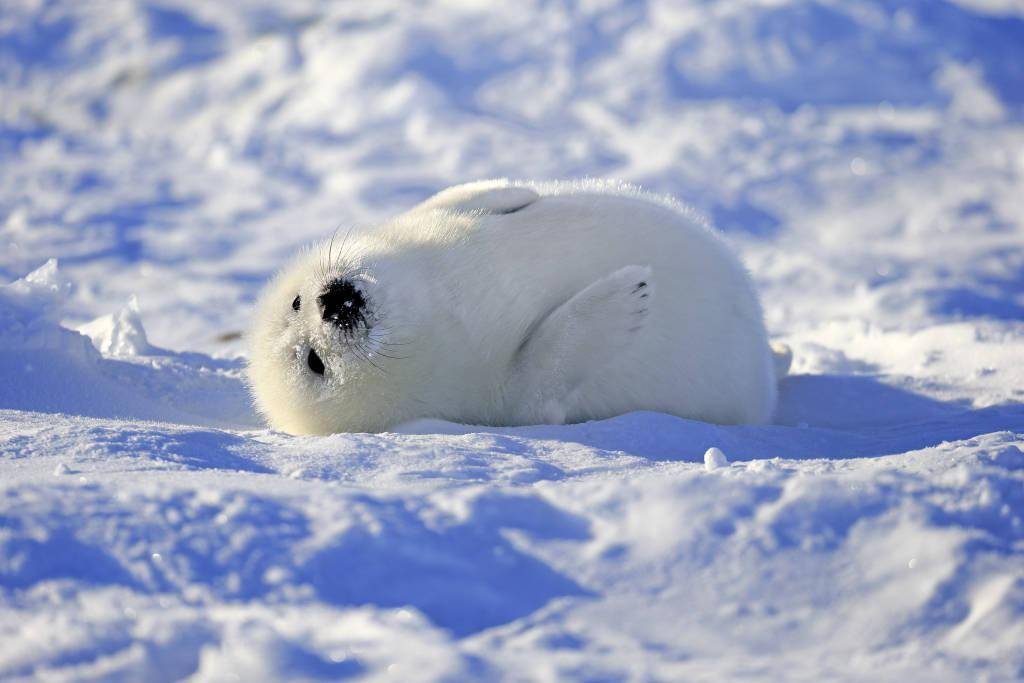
{"left": 247, "top": 179, "right": 778, "bottom": 435}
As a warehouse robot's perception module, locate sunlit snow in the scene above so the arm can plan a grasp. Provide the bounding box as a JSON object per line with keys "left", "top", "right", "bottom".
{"left": 1, "top": 1, "right": 1023, "bottom": 680}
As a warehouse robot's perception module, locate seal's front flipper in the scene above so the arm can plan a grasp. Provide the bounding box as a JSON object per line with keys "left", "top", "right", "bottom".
{"left": 415, "top": 180, "right": 540, "bottom": 215}
{"left": 509, "top": 265, "right": 654, "bottom": 423}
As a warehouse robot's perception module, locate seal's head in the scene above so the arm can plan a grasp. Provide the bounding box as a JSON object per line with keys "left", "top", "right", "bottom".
{"left": 246, "top": 237, "right": 420, "bottom": 434}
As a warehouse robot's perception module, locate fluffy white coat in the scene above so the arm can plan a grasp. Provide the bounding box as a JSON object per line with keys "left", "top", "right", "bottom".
{"left": 247, "top": 179, "right": 779, "bottom": 434}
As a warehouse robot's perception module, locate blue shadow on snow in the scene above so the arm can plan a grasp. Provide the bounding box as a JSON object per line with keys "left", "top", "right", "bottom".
{"left": 403, "top": 374, "right": 1024, "bottom": 463}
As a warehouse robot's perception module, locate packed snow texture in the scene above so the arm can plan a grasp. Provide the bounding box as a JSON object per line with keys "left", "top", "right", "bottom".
{"left": 2, "top": 1, "right": 1024, "bottom": 680}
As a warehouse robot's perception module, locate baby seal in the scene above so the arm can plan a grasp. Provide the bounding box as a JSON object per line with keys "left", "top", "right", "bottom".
{"left": 247, "top": 179, "right": 780, "bottom": 435}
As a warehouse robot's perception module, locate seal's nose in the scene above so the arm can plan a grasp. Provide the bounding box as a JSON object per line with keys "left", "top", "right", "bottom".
{"left": 307, "top": 348, "right": 325, "bottom": 375}
{"left": 319, "top": 279, "right": 367, "bottom": 333}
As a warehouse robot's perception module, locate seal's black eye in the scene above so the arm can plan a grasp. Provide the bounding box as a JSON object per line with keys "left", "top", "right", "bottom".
{"left": 292, "top": 295, "right": 301, "bottom": 311}
{"left": 318, "top": 279, "right": 367, "bottom": 334}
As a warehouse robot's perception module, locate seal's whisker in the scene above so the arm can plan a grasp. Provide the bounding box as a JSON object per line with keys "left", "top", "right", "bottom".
{"left": 318, "top": 227, "right": 357, "bottom": 288}
{"left": 319, "top": 230, "right": 337, "bottom": 286}
{"left": 373, "top": 350, "right": 409, "bottom": 361}
{"left": 310, "top": 246, "right": 322, "bottom": 286}
{"left": 369, "top": 336, "right": 416, "bottom": 347}
{"left": 372, "top": 343, "right": 414, "bottom": 355}
{"left": 352, "top": 344, "right": 387, "bottom": 374}
{"left": 366, "top": 331, "right": 414, "bottom": 348}
{"left": 344, "top": 265, "right": 371, "bottom": 284}
{"left": 334, "top": 225, "right": 356, "bottom": 271}
{"left": 370, "top": 322, "right": 425, "bottom": 334}
{"left": 324, "top": 227, "right": 340, "bottom": 284}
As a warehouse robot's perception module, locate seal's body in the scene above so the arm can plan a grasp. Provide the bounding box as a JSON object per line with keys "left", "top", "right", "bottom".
{"left": 248, "top": 180, "right": 779, "bottom": 435}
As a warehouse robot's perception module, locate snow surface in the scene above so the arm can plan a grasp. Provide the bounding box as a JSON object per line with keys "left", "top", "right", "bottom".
{"left": 2, "top": 0, "right": 1024, "bottom": 680}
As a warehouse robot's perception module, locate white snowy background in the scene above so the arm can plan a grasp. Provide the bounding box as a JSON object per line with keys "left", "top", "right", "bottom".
{"left": 2, "top": 0, "right": 1024, "bottom": 680}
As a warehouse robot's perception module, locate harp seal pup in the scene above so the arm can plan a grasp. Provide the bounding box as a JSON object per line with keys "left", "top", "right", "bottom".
{"left": 247, "top": 179, "right": 784, "bottom": 435}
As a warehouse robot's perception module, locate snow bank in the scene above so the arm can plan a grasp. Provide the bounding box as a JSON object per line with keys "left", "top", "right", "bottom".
{"left": 0, "top": 262, "right": 255, "bottom": 427}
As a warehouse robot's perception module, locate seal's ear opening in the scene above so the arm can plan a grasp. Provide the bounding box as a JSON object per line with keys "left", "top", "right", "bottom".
{"left": 481, "top": 189, "right": 537, "bottom": 214}
{"left": 416, "top": 181, "right": 540, "bottom": 215}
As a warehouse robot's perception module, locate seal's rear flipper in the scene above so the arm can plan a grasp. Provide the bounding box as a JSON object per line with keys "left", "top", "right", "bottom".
{"left": 508, "top": 265, "right": 654, "bottom": 423}
{"left": 771, "top": 342, "right": 792, "bottom": 379}
{"left": 415, "top": 180, "right": 540, "bottom": 215}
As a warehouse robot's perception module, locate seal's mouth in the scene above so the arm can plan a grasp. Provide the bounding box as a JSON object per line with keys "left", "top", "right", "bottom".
{"left": 307, "top": 348, "right": 325, "bottom": 375}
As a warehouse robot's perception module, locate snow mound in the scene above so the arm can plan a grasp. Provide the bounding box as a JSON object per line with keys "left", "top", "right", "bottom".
{"left": 0, "top": 262, "right": 255, "bottom": 427}
{"left": 0, "top": 259, "right": 89, "bottom": 356}
{"left": 703, "top": 446, "right": 729, "bottom": 471}
{"left": 79, "top": 296, "right": 156, "bottom": 357}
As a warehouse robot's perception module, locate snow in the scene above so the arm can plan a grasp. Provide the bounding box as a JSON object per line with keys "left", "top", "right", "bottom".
{"left": 2, "top": 0, "right": 1024, "bottom": 680}
{"left": 703, "top": 446, "right": 729, "bottom": 471}
{"left": 78, "top": 296, "right": 155, "bottom": 357}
